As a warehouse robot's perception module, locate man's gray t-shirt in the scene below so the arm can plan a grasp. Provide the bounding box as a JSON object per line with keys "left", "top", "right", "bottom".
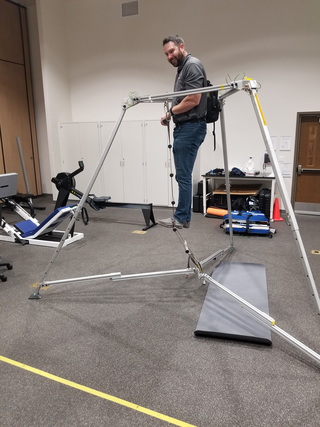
{"left": 172, "top": 54, "right": 207, "bottom": 124}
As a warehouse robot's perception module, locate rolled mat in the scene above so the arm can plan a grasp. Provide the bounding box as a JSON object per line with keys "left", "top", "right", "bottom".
{"left": 206, "top": 207, "right": 228, "bottom": 217}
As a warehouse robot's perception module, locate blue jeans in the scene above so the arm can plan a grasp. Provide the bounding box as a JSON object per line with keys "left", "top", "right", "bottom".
{"left": 173, "top": 120, "right": 207, "bottom": 223}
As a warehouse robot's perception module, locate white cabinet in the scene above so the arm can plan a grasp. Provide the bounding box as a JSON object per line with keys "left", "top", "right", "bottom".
{"left": 100, "top": 120, "right": 173, "bottom": 205}
{"left": 144, "top": 120, "right": 172, "bottom": 206}
{"left": 99, "top": 121, "right": 125, "bottom": 202}
{"left": 59, "top": 120, "right": 174, "bottom": 206}
{"left": 100, "top": 121, "right": 145, "bottom": 203}
{"left": 122, "top": 121, "right": 145, "bottom": 203}
{"left": 59, "top": 122, "right": 103, "bottom": 199}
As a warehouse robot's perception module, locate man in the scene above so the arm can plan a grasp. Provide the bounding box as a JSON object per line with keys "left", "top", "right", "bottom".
{"left": 158, "top": 35, "right": 207, "bottom": 229}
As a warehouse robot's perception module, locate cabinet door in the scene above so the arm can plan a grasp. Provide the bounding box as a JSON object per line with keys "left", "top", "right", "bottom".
{"left": 78, "top": 122, "right": 102, "bottom": 197}
{"left": 59, "top": 122, "right": 101, "bottom": 200}
{"left": 121, "top": 121, "right": 145, "bottom": 203}
{"left": 144, "top": 121, "right": 170, "bottom": 206}
{"left": 59, "top": 123, "right": 81, "bottom": 201}
{"left": 100, "top": 121, "right": 124, "bottom": 202}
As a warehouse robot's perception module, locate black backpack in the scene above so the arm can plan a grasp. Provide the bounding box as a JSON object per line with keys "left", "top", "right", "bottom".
{"left": 206, "top": 80, "right": 221, "bottom": 150}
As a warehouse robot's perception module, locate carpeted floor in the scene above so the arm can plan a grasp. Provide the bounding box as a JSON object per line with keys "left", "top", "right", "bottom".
{"left": 0, "top": 194, "right": 320, "bottom": 427}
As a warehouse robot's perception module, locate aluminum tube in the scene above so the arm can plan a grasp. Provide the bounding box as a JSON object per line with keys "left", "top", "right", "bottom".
{"left": 249, "top": 90, "right": 320, "bottom": 314}
{"left": 272, "top": 324, "right": 320, "bottom": 365}
{"left": 219, "top": 101, "right": 234, "bottom": 246}
{"left": 29, "top": 107, "right": 127, "bottom": 299}
{"left": 111, "top": 268, "right": 196, "bottom": 281}
{"left": 205, "top": 273, "right": 320, "bottom": 365}
{"left": 126, "top": 81, "right": 243, "bottom": 105}
{"left": 200, "top": 245, "right": 233, "bottom": 268}
{"left": 42, "top": 273, "right": 122, "bottom": 286}
{"left": 16, "top": 137, "right": 31, "bottom": 194}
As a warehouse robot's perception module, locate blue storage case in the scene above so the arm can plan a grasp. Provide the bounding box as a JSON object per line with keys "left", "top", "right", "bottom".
{"left": 220, "top": 210, "right": 274, "bottom": 237}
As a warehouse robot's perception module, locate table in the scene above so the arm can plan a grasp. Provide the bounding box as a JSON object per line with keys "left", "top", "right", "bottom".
{"left": 202, "top": 174, "right": 276, "bottom": 220}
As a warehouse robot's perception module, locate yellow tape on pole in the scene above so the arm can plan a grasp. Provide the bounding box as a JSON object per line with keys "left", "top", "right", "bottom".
{"left": 255, "top": 93, "right": 266, "bottom": 126}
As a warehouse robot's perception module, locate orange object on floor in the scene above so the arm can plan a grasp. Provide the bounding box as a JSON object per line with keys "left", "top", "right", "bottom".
{"left": 207, "top": 207, "right": 228, "bottom": 217}
{"left": 273, "top": 198, "right": 283, "bottom": 221}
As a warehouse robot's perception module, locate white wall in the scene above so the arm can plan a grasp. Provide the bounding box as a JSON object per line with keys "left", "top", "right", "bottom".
{"left": 27, "top": 0, "right": 320, "bottom": 200}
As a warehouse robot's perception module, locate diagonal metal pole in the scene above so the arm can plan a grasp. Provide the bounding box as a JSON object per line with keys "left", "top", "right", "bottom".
{"left": 249, "top": 88, "right": 320, "bottom": 314}
{"left": 29, "top": 106, "right": 127, "bottom": 299}
{"left": 16, "top": 137, "right": 31, "bottom": 195}
{"left": 202, "top": 273, "right": 320, "bottom": 366}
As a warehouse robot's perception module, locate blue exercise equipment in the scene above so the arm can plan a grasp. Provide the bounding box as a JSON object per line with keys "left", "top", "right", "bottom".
{"left": 0, "top": 173, "right": 83, "bottom": 247}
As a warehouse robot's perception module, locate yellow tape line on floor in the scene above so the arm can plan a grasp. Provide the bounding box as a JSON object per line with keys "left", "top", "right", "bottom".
{"left": 0, "top": 355, "right": 196, "bottom": 427}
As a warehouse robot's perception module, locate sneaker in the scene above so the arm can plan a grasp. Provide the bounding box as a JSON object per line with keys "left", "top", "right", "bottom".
{"left": 157, "top": 216, "right": 188, "bottom": 229}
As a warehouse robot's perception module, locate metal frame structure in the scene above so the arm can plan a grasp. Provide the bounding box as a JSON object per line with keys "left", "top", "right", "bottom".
{"left": 28, "top": 79, "right": 320, "bottom": 365}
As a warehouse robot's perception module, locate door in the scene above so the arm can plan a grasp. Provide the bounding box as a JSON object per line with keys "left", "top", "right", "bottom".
{"left": 0, "top": 1, "right": 41, "bottom": 195}
{"left": 294, "top": 113, "right": 320, "bottom": 214}
{"left": 0, "top": 61, "right": 38, "bottom": 194}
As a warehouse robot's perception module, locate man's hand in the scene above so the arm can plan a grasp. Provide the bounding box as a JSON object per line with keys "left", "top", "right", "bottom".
{"left": 160, "top": 112, "right": 170, "bottom": 126}
{"left": 161, "top": 93, "right": 201, "bottom": 126}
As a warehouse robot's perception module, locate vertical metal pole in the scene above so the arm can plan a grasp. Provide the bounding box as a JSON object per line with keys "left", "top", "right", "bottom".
{"left": 249, "top": 88, "right": 320, "bottom": 314}
{"left": 29, "top": 107, "right": 127, "bottom": 299}
{"left": 219, "top": 100, "right": 234, "bottom": 246}
{"left": 16, "top": 137, "right": 31, "bottom": 194}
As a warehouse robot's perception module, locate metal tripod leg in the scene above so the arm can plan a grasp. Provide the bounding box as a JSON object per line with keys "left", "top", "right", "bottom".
{"left": 29, "top": 107, "right": 127, "bottom": 299}
{"left": 201, "top": 273, "right": 320, "bottom": 365}
{"left": 219, "top": 94, "right": 237, "bottom": 247}
{"left": 249, "top": 89, "right": 320, "bottom": 314}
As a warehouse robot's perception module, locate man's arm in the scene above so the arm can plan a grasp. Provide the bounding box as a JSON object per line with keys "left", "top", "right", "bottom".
{"left": 160, "top": 94, "right": 201, "bottom": 125}
{"left": 160, "top": 60, "right": 204, "bottom": 125}
{"left": 171, "top": 94, "right": 201, "bottom": 115}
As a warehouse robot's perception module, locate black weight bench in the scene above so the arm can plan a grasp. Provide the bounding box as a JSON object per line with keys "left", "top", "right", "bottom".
{"left": 52, "top": 161, "right": 157, "bottom": 231}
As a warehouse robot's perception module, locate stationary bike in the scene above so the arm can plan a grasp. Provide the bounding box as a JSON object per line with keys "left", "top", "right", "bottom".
{"left": 51, "top": 160, "right": 111, "bottom": 224}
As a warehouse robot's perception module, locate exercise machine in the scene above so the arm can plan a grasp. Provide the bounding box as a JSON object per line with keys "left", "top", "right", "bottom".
{"left": 29, "top": 79, "right": 320, "bottom": 366}
{"left": 0, "top": 173, "right": 83, "bottom": 247}
{"left": 52, "top": 160, "right": 156, "bottom": 230}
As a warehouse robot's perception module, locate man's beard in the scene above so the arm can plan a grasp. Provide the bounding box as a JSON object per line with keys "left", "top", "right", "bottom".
{"left": 170, "top": 49, "right": 184, "bottom": 67}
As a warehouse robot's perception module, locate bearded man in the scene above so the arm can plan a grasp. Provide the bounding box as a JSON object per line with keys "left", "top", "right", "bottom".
{"left": 159, "top": 35, "right": 207, "bottom": 229}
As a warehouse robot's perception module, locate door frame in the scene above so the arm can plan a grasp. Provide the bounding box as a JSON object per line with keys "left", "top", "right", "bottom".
{"left": 292, "top": 111, "right": 320, "bottom": 209}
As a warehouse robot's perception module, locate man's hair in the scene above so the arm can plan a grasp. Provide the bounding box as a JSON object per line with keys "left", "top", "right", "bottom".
{"left": 162, "top": 35, "right": 184, "bottom": 47}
